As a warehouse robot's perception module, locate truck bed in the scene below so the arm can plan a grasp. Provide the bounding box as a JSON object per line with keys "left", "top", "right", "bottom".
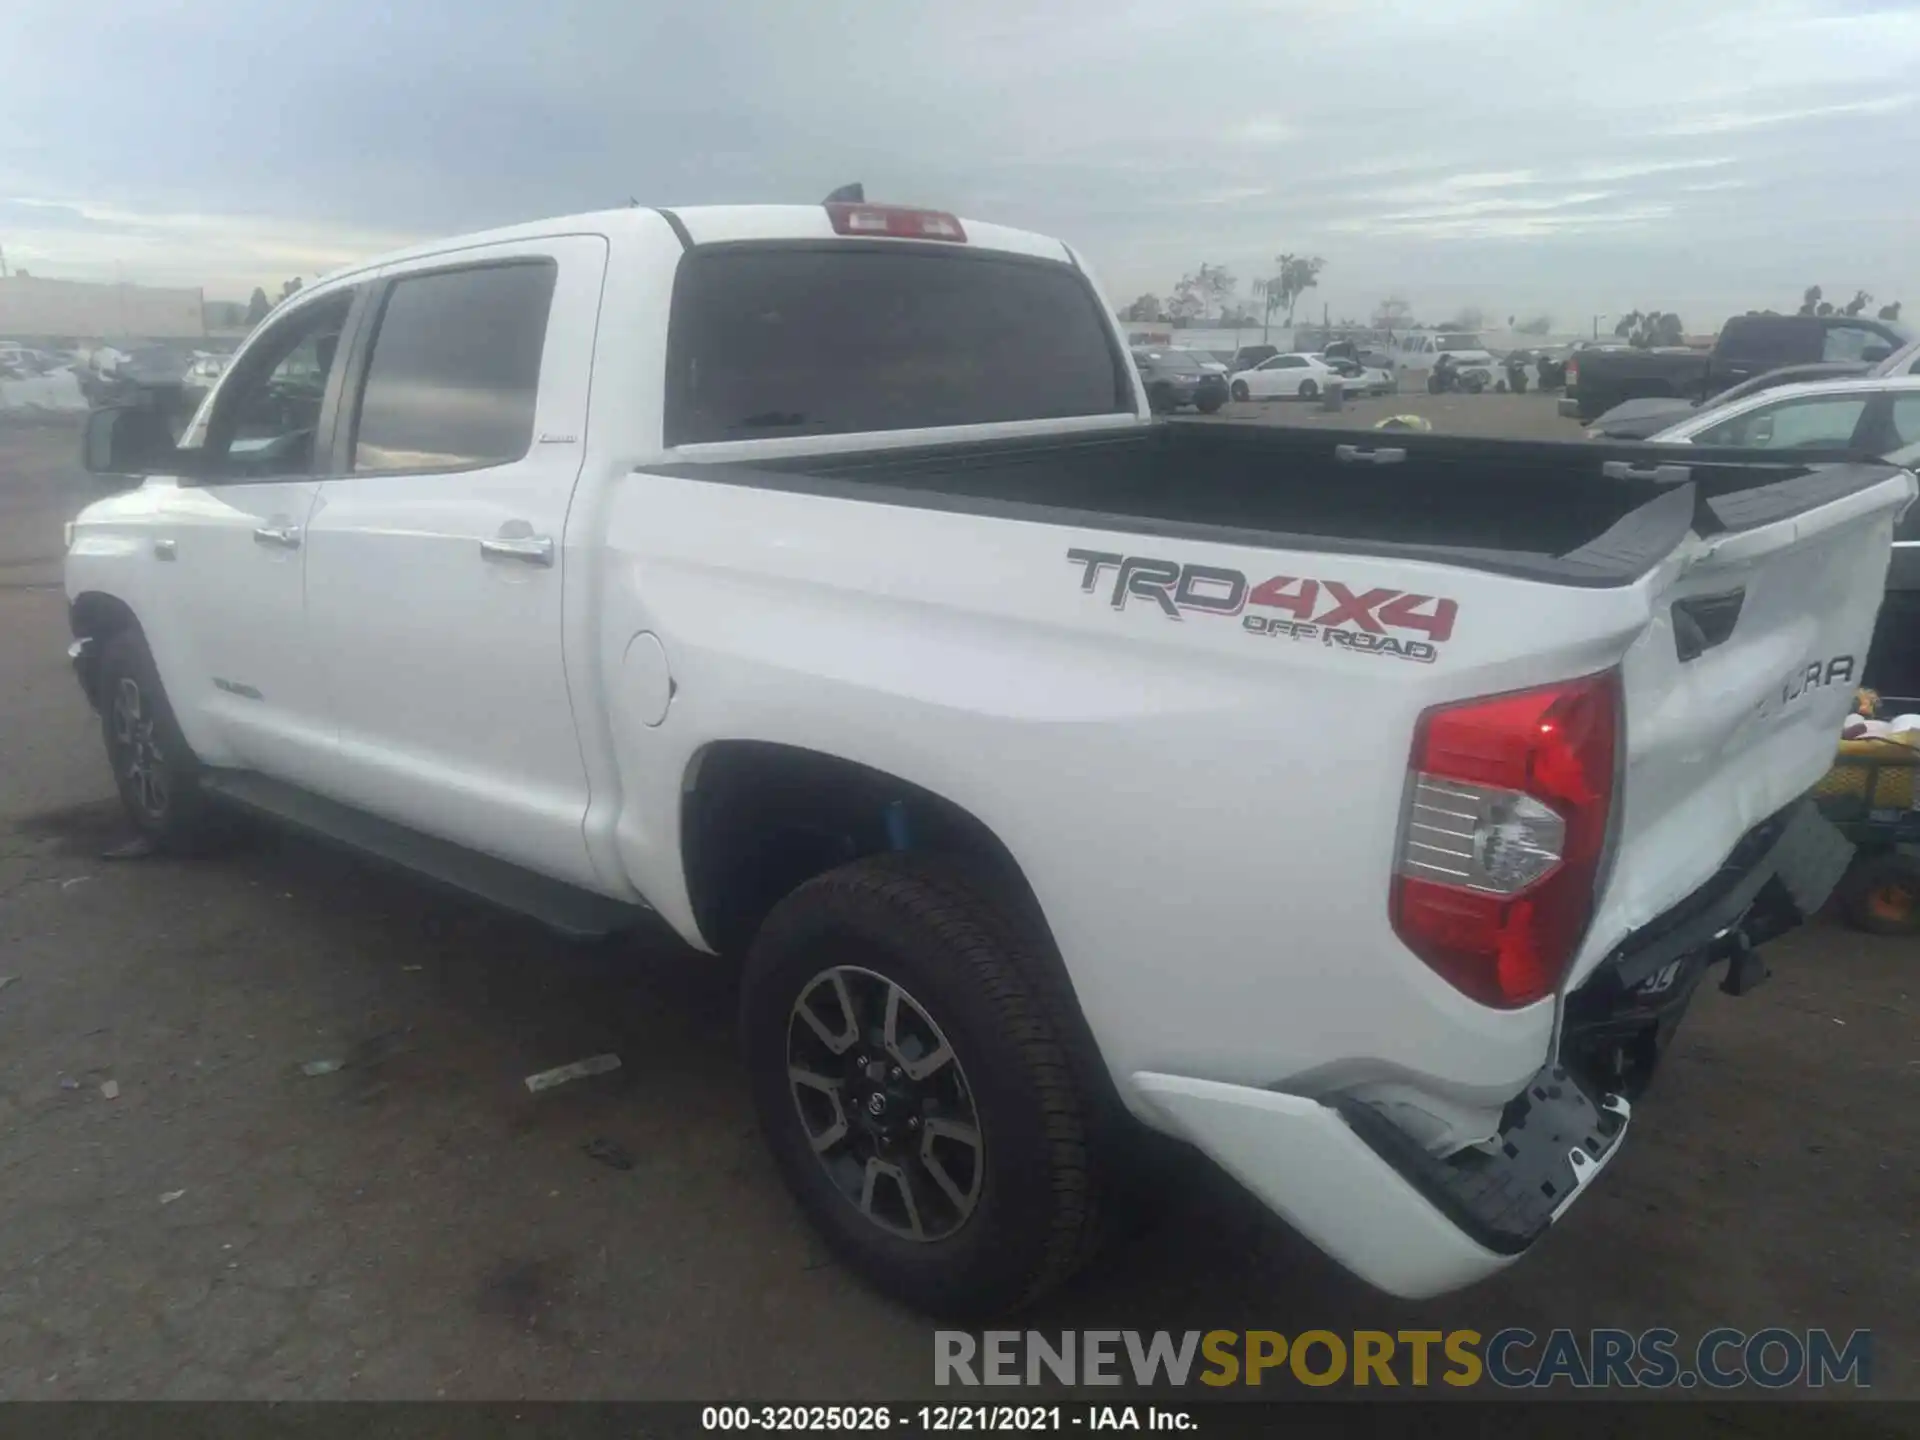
{"left": 664, "top": 421, "right": 1903, "bottom": 587}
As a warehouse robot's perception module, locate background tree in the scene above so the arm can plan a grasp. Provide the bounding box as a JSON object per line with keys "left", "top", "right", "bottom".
{"left": 245, "top": 287, "right": 271, "bottom": 324}
{"left": 1268, "top": 253, "right": 1326, "bottom": 325}
{"left": 1613, "top": 309, "right": 1686, "bottom": 348}
{"left": 1372, "top": 295, "right": 1413, "bottom": 333}
{"left": 278, "top": 276, "right": 304, "bottom": 304}
{"left": 1123, "top": 294, "right": 1163, "bottom": 322}
{"left": 1439, "top": 305, "right": 1484, "bottom": 331}
{"left": 1798, "top": 285, "right": 1901, "bottom": 322}
{"left": 1198, "top": 263, "right": 1237, "bottom": 322}
{"left": 1515, "top": 314, "right": 1553, "bottom": 336}
{"left": 1169, "top": 264, "right": 1238, "bottom": 326}
{"left": 1168, "top": 274, "right": 1205, "bottom": 326}
{"left": 1252, "top": 277, "right": 1284, "bottom": 341}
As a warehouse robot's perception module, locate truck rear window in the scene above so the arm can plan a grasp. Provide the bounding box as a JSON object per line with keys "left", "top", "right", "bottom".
{"left": 663, "top": 244, "right": 1131, "bottom": 445}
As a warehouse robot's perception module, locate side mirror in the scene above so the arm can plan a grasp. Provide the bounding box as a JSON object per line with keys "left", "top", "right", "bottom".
{"left": 81, "top": 403, "right": 182, "bottom": 484}
{"left": 1862, "top": 345, "right": 1892, "bottom": 364}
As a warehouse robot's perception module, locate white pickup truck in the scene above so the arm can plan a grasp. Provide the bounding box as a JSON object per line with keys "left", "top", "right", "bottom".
{"left": 65, "top": 200, "right": 1911, "bottom": 1317}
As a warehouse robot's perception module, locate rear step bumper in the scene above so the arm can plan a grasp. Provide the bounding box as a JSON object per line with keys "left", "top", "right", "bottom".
{"left": 1133, "top": 1067, "right": 1628, "bottom": 1299}
{"left": 1133, "top": 797, "right": 1851, "bottom": 1300}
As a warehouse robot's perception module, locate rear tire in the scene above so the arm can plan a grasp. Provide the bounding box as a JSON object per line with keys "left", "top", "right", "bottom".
{"left": 741, "top": 853, "right": 1110, "bottom": 1317}
{"left": 1297, "top": 379, "right": 1318, "bottom": 400}
{"left": 1196, "top": 393, "right": 1224, "bottom": 415}
{"left": 96, "top": 630, "right": 228, "bottom": 853}
{"left": 1230, "top": 380, "right": 1250, "bottom": 402}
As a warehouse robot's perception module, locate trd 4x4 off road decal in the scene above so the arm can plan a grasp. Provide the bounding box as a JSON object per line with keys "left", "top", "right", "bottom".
{"left": 1066, "top": 548, "right": 1458, "bottom": 664}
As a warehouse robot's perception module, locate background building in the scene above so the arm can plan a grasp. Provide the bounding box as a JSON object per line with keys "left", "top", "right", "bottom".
{"left": 0, "top": 275, "right": 207, "bottom": 341}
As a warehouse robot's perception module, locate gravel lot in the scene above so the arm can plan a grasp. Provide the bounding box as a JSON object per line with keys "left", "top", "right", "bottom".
{"left": 0, "top": 406, "right": 1915, "bottom": 1402}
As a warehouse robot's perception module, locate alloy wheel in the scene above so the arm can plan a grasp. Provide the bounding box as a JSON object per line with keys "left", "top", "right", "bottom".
{"left": 111, "top": 676, "right": 169, "bottom": 819}
{"left": 786, "top": 965, "right": 985, "bottom": 1242}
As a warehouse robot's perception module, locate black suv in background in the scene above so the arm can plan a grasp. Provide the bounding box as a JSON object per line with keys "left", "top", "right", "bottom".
{"left": 1562, "top": 313, "right": 1913, "bottom": 422}
{"left": 1131, "top": 349, "right": 1228, "bottom": 414}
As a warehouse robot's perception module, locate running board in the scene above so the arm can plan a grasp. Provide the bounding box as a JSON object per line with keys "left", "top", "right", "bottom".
{"left": 197, "top": 770, "right": 651, "bottom": 941}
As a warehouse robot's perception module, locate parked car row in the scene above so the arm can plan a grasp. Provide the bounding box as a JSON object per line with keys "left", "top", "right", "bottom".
{"left": 1560, "top": 313, "right": 1913, "bottom": 423}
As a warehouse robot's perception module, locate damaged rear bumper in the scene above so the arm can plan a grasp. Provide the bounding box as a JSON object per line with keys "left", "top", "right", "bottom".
{"left": 1134, "top": 1063, "right": 1629, "bottom": 1299}
{"left": 1133, "top": 798, "right": 1852, "bottom": 1300}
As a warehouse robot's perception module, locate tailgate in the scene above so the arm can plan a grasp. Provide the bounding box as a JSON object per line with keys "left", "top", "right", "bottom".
{"left": 1569, "top": 463, "right": 1917, "bottom": 987}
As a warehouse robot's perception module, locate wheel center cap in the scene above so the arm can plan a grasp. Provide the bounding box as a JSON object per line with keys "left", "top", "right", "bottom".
{"left": 865, "top": 1092, "right": 888, "bottom": 1117}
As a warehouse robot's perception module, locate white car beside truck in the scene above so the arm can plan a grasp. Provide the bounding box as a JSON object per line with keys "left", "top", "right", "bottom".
{"left": 66, "top": 198, "right": 1911, "bottom": 1316}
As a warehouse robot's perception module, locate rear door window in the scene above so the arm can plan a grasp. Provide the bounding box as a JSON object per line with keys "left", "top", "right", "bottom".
{"left": 1823, "top": 326, "right": 1887, "bottom": 363}
{"left": 664, "top": 245, "right": 1129, "bottom": 445}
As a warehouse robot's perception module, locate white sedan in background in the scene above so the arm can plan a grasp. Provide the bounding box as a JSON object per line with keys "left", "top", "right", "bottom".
{"left": 1228, "top": 352, "right": 1344, "bottom": 401}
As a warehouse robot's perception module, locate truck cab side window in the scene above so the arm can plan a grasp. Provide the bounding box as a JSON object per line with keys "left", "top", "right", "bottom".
{"left": 199, "top": 293, "right": 353, "bottom": 481}
{"left": 349, "top": 261, "right": 557, "bottom": 474}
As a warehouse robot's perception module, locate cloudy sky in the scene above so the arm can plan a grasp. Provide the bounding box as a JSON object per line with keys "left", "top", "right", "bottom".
{"left": 2, "top": 0, "right": 1915, "bottom": 331}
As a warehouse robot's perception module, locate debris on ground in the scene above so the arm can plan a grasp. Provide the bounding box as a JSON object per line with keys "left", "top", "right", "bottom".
{"left": 0, "top": 975, "right": 18, "bottom": 994}
{"left": 525, "top": 1053, "right": 622, "bottom": 1093}
{"left": 582, "top": 1137, "right": 636, "bottom": 1171}
{"left": 401, "top": 965, "right": 424, "bottom": 972}
{"left": 158, "top": 1189, "right": 186, "bottom": 1205}
{"left": 60, "top": 876, "right": 93, "bottom": 891}
{"left": 99, "top": 838, "right": 154, "bottom": 861}
{"left": 100, "top": 1080, "right": 119, "bottom": 1100}
{"left": 301, "top": 1058, "right": 345, "bottom": 1077}
{"left": 57, "top": 1076, "right": 79, "bottom": 1091}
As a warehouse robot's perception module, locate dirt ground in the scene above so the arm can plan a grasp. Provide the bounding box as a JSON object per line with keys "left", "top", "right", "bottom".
{"left": 0, "top": 404, "right": 1915, "bottom": 1403}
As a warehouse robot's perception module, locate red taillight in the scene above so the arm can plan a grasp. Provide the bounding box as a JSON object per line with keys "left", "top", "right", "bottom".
{"left": 1391, "top": 672, "right": 1619, "bottom": 1009}
{"left": 1565, "top": 357, "right": 1579, "bottom": 387}
{"left": 825, "top": 203, "right": 967, "bottom": 243}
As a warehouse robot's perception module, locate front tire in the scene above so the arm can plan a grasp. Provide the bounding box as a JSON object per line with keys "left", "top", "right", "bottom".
{"left": 1230, "top": 380, "right": 1250, "bottom": 401}
{"left": 1196, "top": 393, "right": 1224, "bottom": 415}
{"left": 1297, "top": 378, "right": 1319, "bottom": 400}
{"left": 742, "top": 854, "right": 1108, "bottom": 1317}
{"left": 97, "top": 630, "right": 225, "bottom": 852}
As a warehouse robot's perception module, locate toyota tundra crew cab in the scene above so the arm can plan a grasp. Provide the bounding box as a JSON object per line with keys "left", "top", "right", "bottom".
{"left": 65, "top": 200, "right": 1914, "bottom": 1317}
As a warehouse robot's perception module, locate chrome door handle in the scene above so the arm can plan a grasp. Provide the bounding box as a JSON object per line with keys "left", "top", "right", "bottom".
{"left": 480, "top": 535, "right": 555, "bottom": 567}
{"left": 252, "top": 525, "right": 301, "bottom": 549}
